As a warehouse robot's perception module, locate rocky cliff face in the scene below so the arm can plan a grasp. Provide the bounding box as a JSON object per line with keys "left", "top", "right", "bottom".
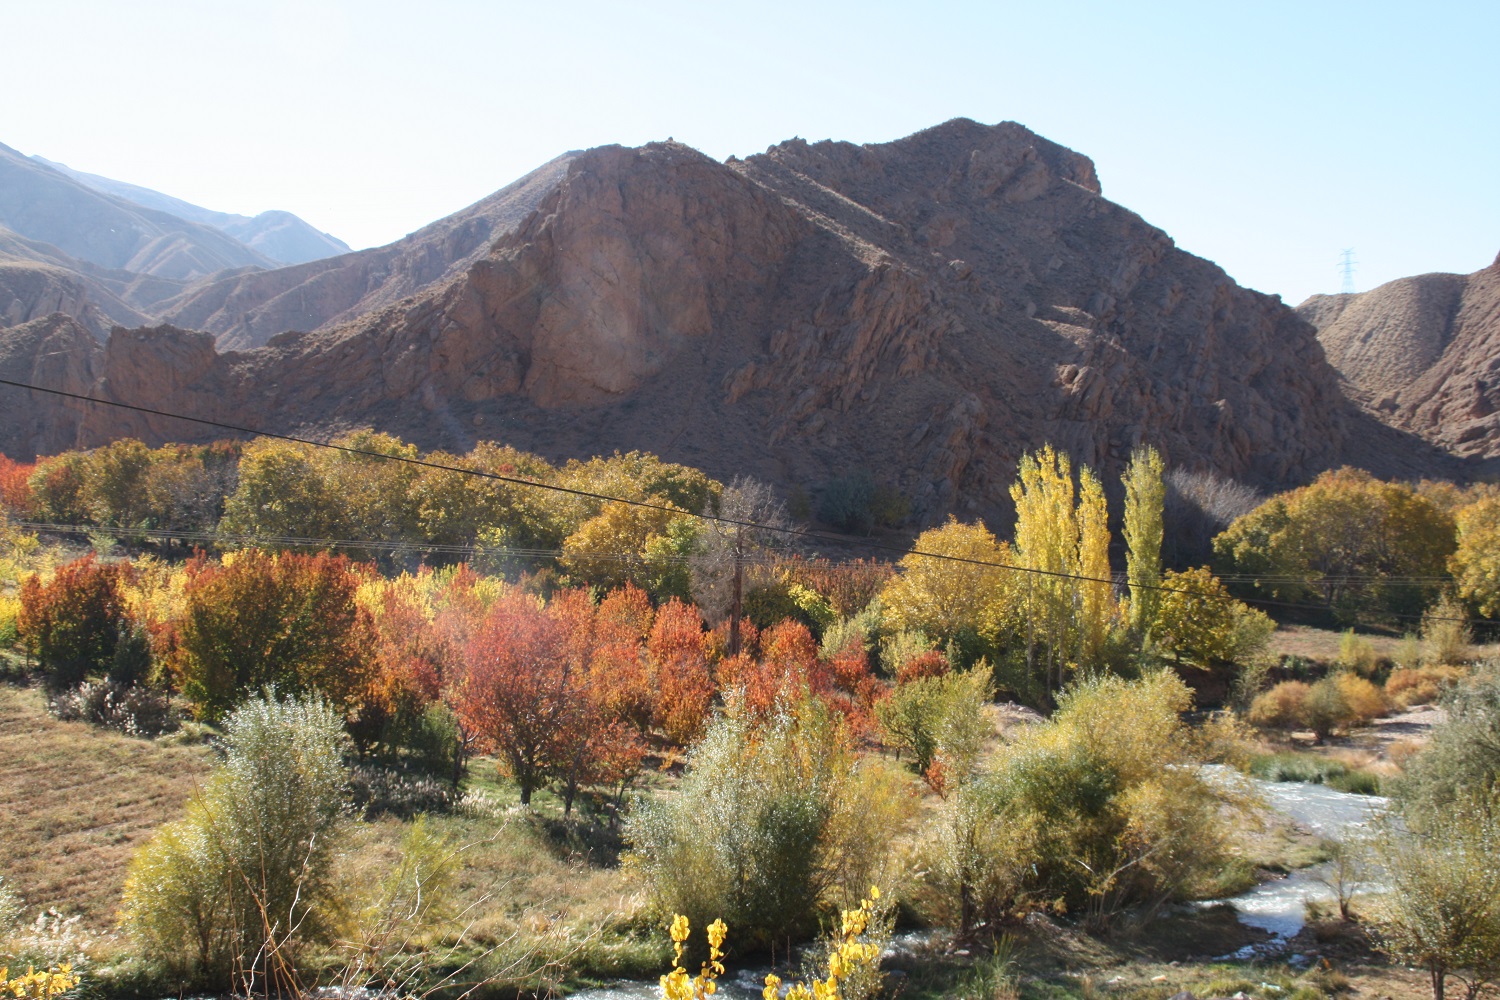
{"left": 0, "top": 121, "right": 1369, "bottom": 525}
{"left": 1299, "top": 254, "right": 1500, "bottom": 464}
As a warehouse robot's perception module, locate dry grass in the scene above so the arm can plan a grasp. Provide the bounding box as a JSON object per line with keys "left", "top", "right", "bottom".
{"left": 0, "top": 682, "right": 211, "bottom": 929}
{"left": 1269, "top": 623, "right": 1499, "bottom": 665}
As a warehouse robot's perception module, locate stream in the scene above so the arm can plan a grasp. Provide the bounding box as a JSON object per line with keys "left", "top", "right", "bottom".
{"left": 1201, "top": 766, "right": 1388, "bottom": 957}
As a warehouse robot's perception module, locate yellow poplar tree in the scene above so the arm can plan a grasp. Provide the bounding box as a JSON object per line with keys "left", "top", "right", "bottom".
{"left": 1011, "top": 446, "right": 1076, "bottom": 690}
{"left": 1077, "top": 467, "right": 1112, "bottom": 666}
{"left": 1121, "top": 445, "right": 1165, "bottom": 634}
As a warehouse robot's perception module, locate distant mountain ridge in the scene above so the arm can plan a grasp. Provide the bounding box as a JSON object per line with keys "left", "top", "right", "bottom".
{"left": 30, "top": 155, "right": 350, "bottom": 266}
{"left": 0, "top": 141, "right": 278, "bottom": 281}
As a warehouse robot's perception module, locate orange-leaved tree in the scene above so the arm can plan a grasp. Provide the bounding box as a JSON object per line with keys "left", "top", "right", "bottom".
{"left": 649, "top": 598, "right": 715, "bottom": 746}
{"left": 452, "top": 592, "right": 575, "bottom": 806}
{"left": 173, "top": 550, "right": 377, "bottom": 724}
{"left": 18, "top": 554, "right": 134, "bottom": 690}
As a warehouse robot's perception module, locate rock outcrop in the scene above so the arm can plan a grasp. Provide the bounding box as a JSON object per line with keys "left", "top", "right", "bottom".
{"left": 1299, "top": 253, "right": 1500, "bottom": 464}
{"left": 0, "top": 120, "right": 1368, "bottom": 525}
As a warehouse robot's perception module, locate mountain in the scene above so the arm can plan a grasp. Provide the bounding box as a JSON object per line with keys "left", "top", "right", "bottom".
{"left": 0, "top": 120, "right": 1376, "bottom": 526}
{"left": 0, "top": 142, "right": 277, "bottom": 281}
{"left": 151, "top": 153, "right": 576, "bottom": 350}
{"left": 31, "top": 155, "right": 351, "bottom": 265}
{"left": 1299, "top": 254, "right": 1500, "bottom": 465}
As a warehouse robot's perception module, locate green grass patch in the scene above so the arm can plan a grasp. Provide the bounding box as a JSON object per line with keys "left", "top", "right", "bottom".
{"left": 1249, "top": 753, "right": 1381, "bottom": 796}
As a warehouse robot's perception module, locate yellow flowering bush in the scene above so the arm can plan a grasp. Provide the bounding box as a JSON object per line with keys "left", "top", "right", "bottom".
{"left": 656, "top": 890, "right": 884, "bottom": 1000}
{"left": 0, "top": 964, "right": 79, "bottom": 1000}
{"left": 762, "top": 889, "right": 882, "bottom": 1000}
{"left": 659, "top": 915, "right": 727, "bottom": 1000}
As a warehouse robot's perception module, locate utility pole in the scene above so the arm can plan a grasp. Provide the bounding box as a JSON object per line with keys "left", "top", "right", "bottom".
{"left": 728, "top": 523, "right": 745, "bottom": 657}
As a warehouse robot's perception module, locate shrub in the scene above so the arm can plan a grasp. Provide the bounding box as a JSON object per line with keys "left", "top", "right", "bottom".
{"left": 120, "top": 693, "right": 351, "bottom": 989}
{"left": 1368, "top": 796, "right": 1500, "bottom": 1000}
{"left": 1249, "top": 680, "right": 1311, "bottom": 731}
{"left": 1394, "top": 665, "right": 1500, "bottom": 822}
{"left": 626, "top": 700, "right": 906, "bottom": 949}
{"left": 940, "top": 672, "right": 1242, "bottom": 931}
{"left": 875, "top": 668, "right": 989, "bottom": 781}
{"left": 1386, "top": 665, "right": 1465, "bottom": 709}
{"left": 1338, "top": 630, "right": 1380, "bottom": 677}
{"left": 348, "top": 764, "right": 456, "bottom": 820}
{"left": 1334, "top": 672, "right": 1388, "bottom": 725}
{"left": 48, "top": 680, "right": 177, "bottom": 736}
{"left": 1302, "top": 676, "right": 1353, "bottom": 741}
{"left": 818, "top": 475, "right": 891, "bottom": 535}
{"left": 17, "top": 555, "right": 132, "bottom": 691}
{"left": 1422, "top": 592, "right": 1473, "bottom": 667}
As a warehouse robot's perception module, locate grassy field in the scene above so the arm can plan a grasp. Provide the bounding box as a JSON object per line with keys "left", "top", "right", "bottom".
{"left": 0, "top": 679, "right": 212, "bottom": 930}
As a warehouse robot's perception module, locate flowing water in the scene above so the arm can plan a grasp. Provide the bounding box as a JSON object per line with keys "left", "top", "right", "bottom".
{"left": 1200, "top": 765, "right": 1389, "bottom": 957}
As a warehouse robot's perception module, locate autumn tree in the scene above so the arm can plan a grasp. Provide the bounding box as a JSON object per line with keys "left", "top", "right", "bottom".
{"left": 450, "top": 592, "right": 571, "bottom": 805}
{"left": 218, "top": 439, "right": 343, "bottom": 544}
{"left": 1010, "top": 445, "right": 1119, "bottom": 689}
{"left": 879, "top": 518, "right": 1014, "bottom": 665}
{"left": 411, "top": 442, "right": 561, "bottom": 551}
{"left": 83, "top": 438, "right": 155, "bottom": 527}
{"left": 560, "top": 499, "right": 694, "bottom": 596}
{"left": 1451, "top": 496, "right": 1500, "bottom": 618}
{"left": 27, "top": 450, "right": 93, "bottom": 524}
{"left": 588, "top": 584, "right": 658, "bottom": 734}
{"left": 648, "top": 597, "right": 715, "bottom": 746}
{"left": 1077, "top": 467, "right": 1112, "bottom": 666}
{"left": 0, "top": 454, "right": 35, "bottom": 515}
{"left": 173, "top": 550, "right": 377, "bottom": 724}
{"left": 18, "top": 554, "right": 134, "bottom": 690}
{"left": 1122, "top": 445, "right": 1165, "bottom": 633}
{"left": 1150, "top": 566, "right": 1273, "bottom": 668}
{"left": 1214, "top": 468, "right": 1456, "bottom": 618}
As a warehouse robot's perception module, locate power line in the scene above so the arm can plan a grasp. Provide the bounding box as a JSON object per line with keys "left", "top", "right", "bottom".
{"left": 0, "top": 377, "right": 1483, "bottom": 624}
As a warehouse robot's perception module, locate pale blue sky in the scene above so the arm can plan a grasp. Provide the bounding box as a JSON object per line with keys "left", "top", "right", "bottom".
{"left": 2, "top": 0, "right": 1495, "bottom": 305}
